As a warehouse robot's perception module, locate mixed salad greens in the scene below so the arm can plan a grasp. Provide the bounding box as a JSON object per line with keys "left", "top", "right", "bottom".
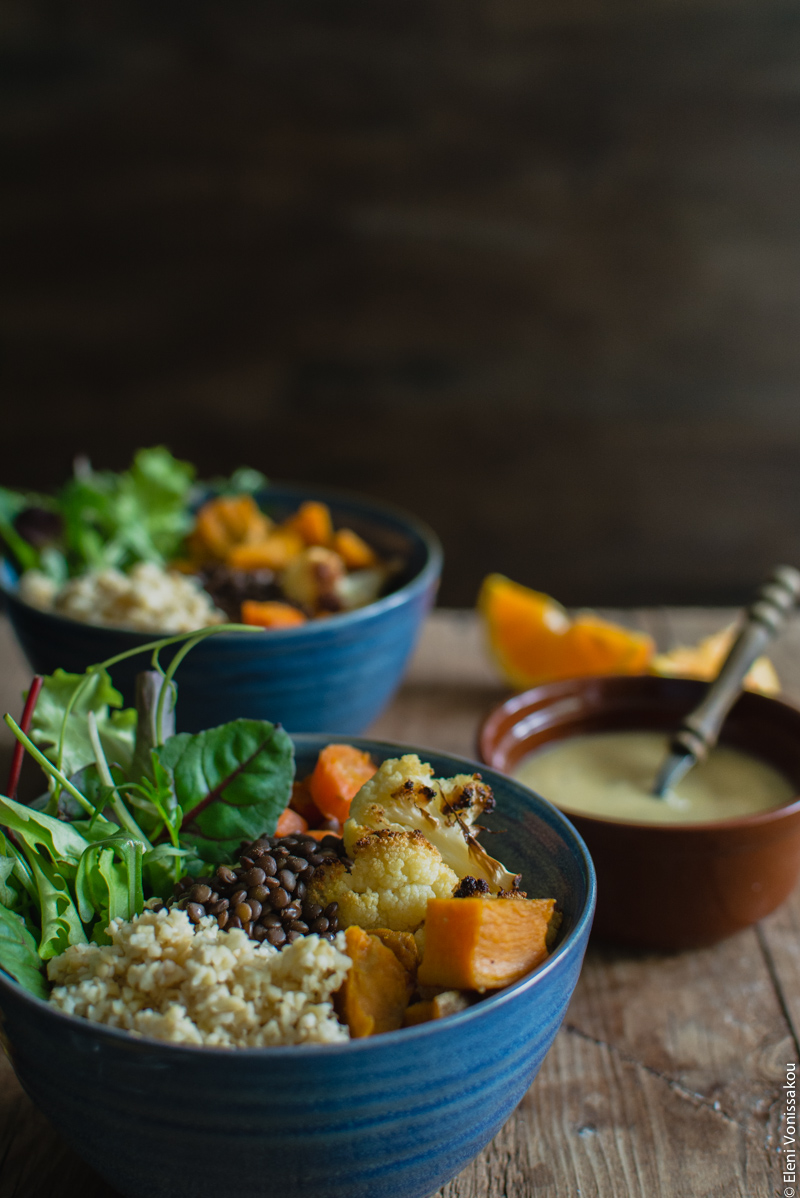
{"left": 2, "top": 447, "right": 392, "bottom": 631}
{"left": 0, "top": 624, "right": 294, "bottom": 998}
{"left": 0, "top": 446, "right": 265, "bottom": 583}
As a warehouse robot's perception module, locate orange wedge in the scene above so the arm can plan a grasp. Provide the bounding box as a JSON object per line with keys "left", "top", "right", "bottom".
{"left": 650, "top": 626, "right": 780, "bottom": 695}
{"left": 478, "top": 574, "right": 655, "bottom": 690}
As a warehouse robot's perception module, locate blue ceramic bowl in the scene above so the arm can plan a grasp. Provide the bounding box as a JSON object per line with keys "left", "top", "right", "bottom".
{"left": 0, "top": 484, "right": 442, "bottom": 734}
{"left": 0, "top": 736, "right": 595, "bottom": 1198}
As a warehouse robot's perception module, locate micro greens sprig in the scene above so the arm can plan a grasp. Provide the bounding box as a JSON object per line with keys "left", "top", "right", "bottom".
{"left": 4, "top": 716, "right": 94, "bottom": 815}
{"left": 50, "top": 623, "right": 258, "bottom": 802}
{"left": 0, "top": 621, "right": 295, "bottom": 996}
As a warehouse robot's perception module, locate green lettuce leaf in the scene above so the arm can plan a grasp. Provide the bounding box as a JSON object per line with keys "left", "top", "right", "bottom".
{"left": 0, "top": 903, "right": 47, "bottom": 998}
{"left": 156, "top": 719, "right": 293, "bottom": 861}
{"left": 58, "top": 445, "right": 195, "bottom": 573}
{"left": 29, "top": 668, "right": 136, "bottom": 778}
{"left": 0, "top": 486, "right": 39, "bottom": 571}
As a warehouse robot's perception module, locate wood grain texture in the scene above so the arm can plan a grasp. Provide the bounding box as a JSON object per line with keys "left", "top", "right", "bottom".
{"left": 0, "top": 608, "right": 797, "bottom": 1197}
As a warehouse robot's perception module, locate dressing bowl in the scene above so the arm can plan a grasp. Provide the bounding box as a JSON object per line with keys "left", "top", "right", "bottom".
{"left": 479, "top": 675, "right": 800, "bottom": 950}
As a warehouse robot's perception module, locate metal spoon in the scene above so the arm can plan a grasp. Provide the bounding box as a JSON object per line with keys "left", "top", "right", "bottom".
{"left": 652, "top": 565, "right": 800, "bottom": 797}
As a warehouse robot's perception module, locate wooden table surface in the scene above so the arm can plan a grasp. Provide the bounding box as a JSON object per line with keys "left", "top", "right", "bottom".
{"left": 0, "top": 608, "right": 798, "bottom": 1198}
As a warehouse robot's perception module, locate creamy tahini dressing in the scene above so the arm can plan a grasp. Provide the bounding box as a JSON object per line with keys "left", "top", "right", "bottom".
{"left": 513, "top": 731, "right": 795, "bottom": 824}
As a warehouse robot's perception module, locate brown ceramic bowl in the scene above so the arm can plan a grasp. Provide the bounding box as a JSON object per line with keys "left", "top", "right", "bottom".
{"left": 478, "top": 675, "right": 800, "bottom": 950}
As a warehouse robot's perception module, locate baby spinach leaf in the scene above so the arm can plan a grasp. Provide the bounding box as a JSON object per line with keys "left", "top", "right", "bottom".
{"left": 29, "top": 668, "right": 136, "bottom": 778}
{"left": 157, "top": 719, "right": 293, "bottom": 860}
{"left": 0, "top": 903, "right": 47, "bottom": 998}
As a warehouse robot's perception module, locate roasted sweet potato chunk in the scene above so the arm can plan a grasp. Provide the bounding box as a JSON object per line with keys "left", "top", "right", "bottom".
{"left": 417, "top": 896, "right": 557, "bottom": 992}
{"left": 403, "top": 990, "right": 471, "bottom": 1026}
{"left": 335, "top": 926, "right": 412, "bottom": 1037}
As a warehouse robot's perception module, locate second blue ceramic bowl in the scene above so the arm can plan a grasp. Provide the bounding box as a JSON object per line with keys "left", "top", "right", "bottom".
{"left": 0, "top": 484, "right": 442, "bottom": 733}
{"left": 0, "top": 736, "right": 595, "bottom": 1198}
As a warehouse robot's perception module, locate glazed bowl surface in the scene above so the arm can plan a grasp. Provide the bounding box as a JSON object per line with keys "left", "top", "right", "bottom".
{"left": 0, "top": 484, "right": 442, "bottom": 734}
{"left": 479, "top": 674, "right": 800, "bottom": 950}
{"left": 0, "top": 735, "right": 595, "bottom": 1198}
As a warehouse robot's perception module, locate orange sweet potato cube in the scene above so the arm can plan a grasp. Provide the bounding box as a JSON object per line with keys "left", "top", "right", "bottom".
{"left": 417, "top": 897, "right": 557, "bottom": 992}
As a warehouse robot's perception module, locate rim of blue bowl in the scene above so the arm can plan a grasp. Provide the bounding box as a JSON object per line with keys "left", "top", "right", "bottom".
{"left": 0, "top": 737, "right": 596, "bottom": 1056}
{"left": 0, "top": 482, "right": 443, "bottom": 642}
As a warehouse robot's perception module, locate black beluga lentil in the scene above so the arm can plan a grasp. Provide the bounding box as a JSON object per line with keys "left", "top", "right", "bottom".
{"left": 170, "top": 833, "right": 350, "bottom": 947}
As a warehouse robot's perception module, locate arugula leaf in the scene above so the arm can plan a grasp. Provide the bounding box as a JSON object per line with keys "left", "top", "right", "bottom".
{"left": 157, "top": 719, "right": 294, "bottom": 860}
{"left": 0, "top": 903, "right": 47, "bottom": 998}
{"left": 0, "top": 832, "right": 35, "bottom": 903}
{"left": 29, "top": 668, "right": 136, "bottom": 778}
{"left": 28, "top": 853, "right": 87, "bottom": 958}
{"left": 94, "top": 850, "right": 128, "bottom": 938}
{"left": 0, "top": 856, "right": 17, "bottom": 907}
{"left": 0, "top": 794, "right": 90, "bottom": 869}
{"left": 64, "top": 764, "right": 139, "bottom": 842}
{"left": 75, "top": 835, "right": 144, "bottom": 931}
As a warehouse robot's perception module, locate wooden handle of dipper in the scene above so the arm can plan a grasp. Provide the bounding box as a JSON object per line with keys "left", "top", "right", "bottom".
{"left": 670, "top": 565, "right": 800, "bottom": 764}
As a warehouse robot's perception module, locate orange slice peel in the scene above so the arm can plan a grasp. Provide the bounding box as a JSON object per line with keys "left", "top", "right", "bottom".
{"left": 478, "top": 574, "right": 655, "bottom": 690}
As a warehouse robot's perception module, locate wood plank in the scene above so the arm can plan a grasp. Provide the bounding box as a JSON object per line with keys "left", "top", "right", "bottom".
{"left": 0, "top": 609, "right": 796, "bottom": 1198}
{"left": 408, "top": 610, "right": 788, "bottom": 1197}
{"left": 508, "top": 1025, "right": 771, "bottom": 1198}
{"left": 565, "top": 933, "right": 792, "bottom": 1131}
{"left": 0, "top": 1071, "right": 117, "bottom": 1198}
{"left": 659, "top": 606, "right": 800, "bottom": 1055}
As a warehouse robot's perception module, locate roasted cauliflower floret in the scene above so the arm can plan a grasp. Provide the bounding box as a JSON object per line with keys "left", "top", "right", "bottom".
{"left": 344, "top": 754, "right": 521, "bottom": 894}
{"left": 280, "top": 546, "right": 346, "bottom": 614}
{"left": 307, "top": 828, "right": 459, "bottom": 932}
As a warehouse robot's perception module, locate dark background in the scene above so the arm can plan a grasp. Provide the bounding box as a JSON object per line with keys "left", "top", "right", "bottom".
{"left": 4, "top": 0, "right": 800, "bottom": 607}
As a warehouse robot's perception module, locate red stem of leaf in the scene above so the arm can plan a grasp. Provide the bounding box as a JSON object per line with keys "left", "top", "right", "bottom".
{"left": 6, "top": 675, "right": 44, "bottom": 801}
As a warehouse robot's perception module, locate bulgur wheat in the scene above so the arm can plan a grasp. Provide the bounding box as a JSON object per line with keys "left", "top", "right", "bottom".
{"left": 47, "top": 908, "right": 352, "bottom": 1047}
